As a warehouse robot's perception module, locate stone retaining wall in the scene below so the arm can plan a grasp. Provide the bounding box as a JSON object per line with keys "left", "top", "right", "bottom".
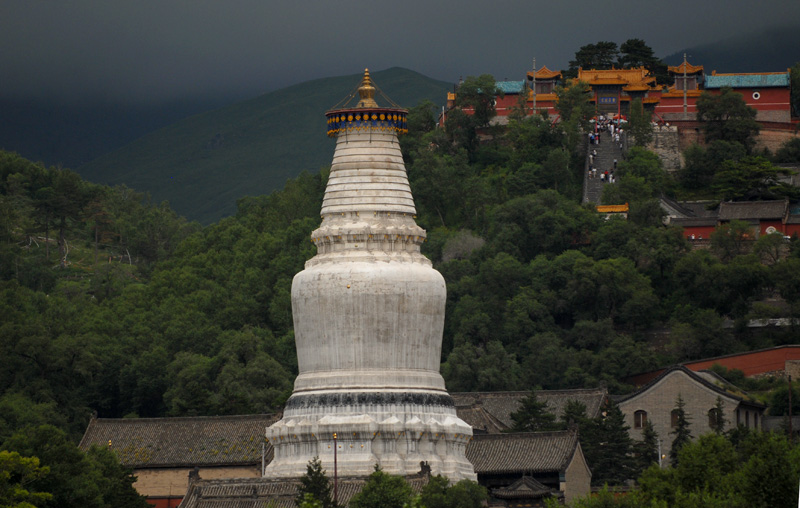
{"left": 647, "top": 126, "right": 681, "bottom": 172}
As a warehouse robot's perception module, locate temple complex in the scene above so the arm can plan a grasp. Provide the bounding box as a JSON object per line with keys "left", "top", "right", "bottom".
{"left": 577, "top": 67, "right": 660, "bottom": 116}
{"left": 264, "top": 70, "right": 475, "bottom": 480}
{"left": 443, "top": 60, "right": 796, "bottom": 136}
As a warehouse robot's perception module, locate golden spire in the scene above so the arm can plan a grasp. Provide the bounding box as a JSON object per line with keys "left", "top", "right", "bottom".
{"left": 356, "top": 68, "right": 379, "bottom": 108}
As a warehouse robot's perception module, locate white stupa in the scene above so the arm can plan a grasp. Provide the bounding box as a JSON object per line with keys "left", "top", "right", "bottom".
{"left": 264, "top": 70, "right": 475, "bottom": 480}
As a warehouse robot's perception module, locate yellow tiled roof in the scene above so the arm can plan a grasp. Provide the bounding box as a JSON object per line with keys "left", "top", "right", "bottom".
{"left": 668, "top": 62, "right": 704, "bottom": 74}
{"left": 597, "top": 204, "right": 629, "bottom": 213}
{"left": 527, "top": 65, "right": 562, "bottom": 80}
{"left": 578, "top": 67, "right": 657, "bottom": 88}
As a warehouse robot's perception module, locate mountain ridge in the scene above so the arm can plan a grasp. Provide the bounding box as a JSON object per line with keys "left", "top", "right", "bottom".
{"left": 77, "top": 67, "right": 452, "bottom": 224}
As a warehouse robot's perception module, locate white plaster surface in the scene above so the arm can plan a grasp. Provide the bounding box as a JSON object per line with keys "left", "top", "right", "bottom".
{"left": 265, "top": 116, "right": 474, "bottom": 481}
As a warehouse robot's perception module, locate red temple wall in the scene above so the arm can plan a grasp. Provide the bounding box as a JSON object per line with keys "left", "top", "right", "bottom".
{"left": 681, "top": 225, "right": 716, "bottom": 239}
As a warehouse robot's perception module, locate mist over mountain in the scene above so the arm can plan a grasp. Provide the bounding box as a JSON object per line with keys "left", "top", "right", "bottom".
{"left": 0, "top": 95, "right": 239, "bottom": 169}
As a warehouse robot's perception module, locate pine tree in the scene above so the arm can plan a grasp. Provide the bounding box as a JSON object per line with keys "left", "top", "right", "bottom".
{"left": 296, "top": 457, "right": 337, "bottom": 508}
{"left": 585, "top": 399, "right": 636, "bottom": 485}
{"left": 510, "top": 390, "right": 559, "bottom": 432}
{"left": 560, "top": 399, "right": 589, "bottom": 429}
{"left": 669, "top": 394, "right": 692, "bottom": 464}
{"left": 634, "top": 419, "right": 660, "bottom": 474}
{"left": 709, "top": 396, "right": 727, "bottom": 434}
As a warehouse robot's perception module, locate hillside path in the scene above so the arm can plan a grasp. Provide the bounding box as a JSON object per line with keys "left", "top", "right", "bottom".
{"left": 582, "top": 130, "right": 624, "bottom": 205}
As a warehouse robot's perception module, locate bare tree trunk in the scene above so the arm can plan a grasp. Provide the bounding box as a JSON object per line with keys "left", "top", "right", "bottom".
{"left": 45, "top": 212, "right": 50, "bottom": 261}
{"left": 58, "top": 221, "right": 67, "bottom": 268}
{"left": 60, "top": 238, "right": 69, "bottom": 268}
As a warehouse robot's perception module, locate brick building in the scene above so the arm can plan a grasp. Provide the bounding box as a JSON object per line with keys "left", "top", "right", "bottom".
{"left": 79, "top": 414, "right": 278, "bottom": 508}
{"left": 663, "top": 198, "right": 800, "bottom": 240}
{"left": 617, "top": 366, "right": 766, "bottom": 459}
{"left": 467, "top": 430, "right": 591, "bottom": 506}
{"left": 80, "top": 399, "right": 596, "bottom": 508}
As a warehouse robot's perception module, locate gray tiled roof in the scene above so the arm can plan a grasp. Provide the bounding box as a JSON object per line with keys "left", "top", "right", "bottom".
{"left": 177, "top": 474, "right": 431, "bottom": 508}
{"left": 466, "top": 430, "right": 579, "bottom": 475}
{"left": 452, "top": 389, "right": 607, "bottom": 429}
{"left": 180, "top": 478, "right": 297, "bottom": 508}
{"left": 456, "top": 406, "right": 509, "bottom": 434}
{"left": 670, "top": 217, "right": 718, "bottom": 227}
{"left": 718, "top": 200, "right": 787, "bottom": 221}
{"left": 675, "top": 200, "right": 719, "bottom": 218}
{"left": 78, "top": 414, "right": 279, "bottom": 468}
{"left": 660, "top": 197, "right": 719, "bottom": 219}
{"left": 492, "top": 475, "right": 556, "bottom": 500}
{"left": 616, "top": 366, "right": 765, "bottom": 408}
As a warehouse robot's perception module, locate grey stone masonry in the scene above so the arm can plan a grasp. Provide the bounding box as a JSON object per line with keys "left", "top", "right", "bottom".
{"left": 648, "top": 125, "right": 681, "bottom": 172}
{"left": 617, "top": 367, "right": 765, "bottom": 464}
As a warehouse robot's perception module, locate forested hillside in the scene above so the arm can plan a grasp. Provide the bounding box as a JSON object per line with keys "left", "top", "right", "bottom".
{"left": 3, "top": 78, "right": 800, "bottom": 445}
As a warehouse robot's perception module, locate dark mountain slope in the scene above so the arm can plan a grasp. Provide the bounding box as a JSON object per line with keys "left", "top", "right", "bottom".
{"left": 77, "top": 67, "right": 451, "bottom": 224}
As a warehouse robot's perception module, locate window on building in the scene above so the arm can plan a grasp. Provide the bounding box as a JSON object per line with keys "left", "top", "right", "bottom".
{"left": 708, "top": 408, "right": 722, "bottom": 431}
{"left": 671, "top": 409, "right": 680, "bottom": 428}
{"left": 745, "top": 410, "right": 750, "bottom": 428}
{"left": 634, "top": 410, "right": 647, "bottom": 429}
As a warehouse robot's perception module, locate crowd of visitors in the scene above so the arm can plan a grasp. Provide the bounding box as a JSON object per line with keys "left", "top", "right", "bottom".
{"left": 587, "top": 115, "right": 626, "bottom": 186}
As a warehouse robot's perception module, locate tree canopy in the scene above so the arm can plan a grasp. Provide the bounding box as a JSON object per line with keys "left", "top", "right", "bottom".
{"left": 566, "top": 39, "right": 669, "bottom": 84}
{"left": 509, "top": 390, "right": 559, "bottom": 432}
{"left": 696, "top": 87, "right": 760, "bottom": 151}
{"left": 348, "top": 466, "right": 413, "bottom": 508}
{"left": 568, "top": 41, "right": 619, "bottom": 74}
{"left": 296, "top": 457, "right": 337, "bottom": 508}
{"left": 454, "top": 74, "right": 501, "bottom": 128}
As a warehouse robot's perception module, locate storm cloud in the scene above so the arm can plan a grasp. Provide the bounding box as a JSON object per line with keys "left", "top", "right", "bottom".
{"left": 2, "top": 0, "right": 799, "bottom": 103}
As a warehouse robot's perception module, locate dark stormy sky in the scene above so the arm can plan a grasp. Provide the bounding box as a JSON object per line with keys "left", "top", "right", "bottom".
{"left": 2, "top": 0, "right": 799, "bottom": 104}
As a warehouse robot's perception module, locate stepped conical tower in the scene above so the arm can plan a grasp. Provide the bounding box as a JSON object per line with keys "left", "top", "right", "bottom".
{"left": 264, "top": 70, "right": 475, "bottom": 480}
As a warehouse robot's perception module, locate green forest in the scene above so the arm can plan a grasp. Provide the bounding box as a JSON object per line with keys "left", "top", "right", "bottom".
{"left": 2, "top": 42, "right": 800, "bottom": 506}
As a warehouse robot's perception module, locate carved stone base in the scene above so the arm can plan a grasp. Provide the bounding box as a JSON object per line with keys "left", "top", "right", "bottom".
{"left": 264, "top": 391, "right": 475, "bottom": 480}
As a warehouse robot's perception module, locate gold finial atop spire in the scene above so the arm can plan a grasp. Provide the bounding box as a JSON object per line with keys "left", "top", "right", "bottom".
{"left": 356, "top": 68, "right": 379, "bottom": 108}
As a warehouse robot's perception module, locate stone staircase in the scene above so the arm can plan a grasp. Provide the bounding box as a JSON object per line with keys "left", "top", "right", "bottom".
{"left": 582, "top": 130, "right": 624, "bottom": 204}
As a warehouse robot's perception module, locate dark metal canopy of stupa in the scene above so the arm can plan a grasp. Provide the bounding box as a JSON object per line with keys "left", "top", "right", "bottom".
{"left": 326, "top": 68, "right": 407, "bottom": 137}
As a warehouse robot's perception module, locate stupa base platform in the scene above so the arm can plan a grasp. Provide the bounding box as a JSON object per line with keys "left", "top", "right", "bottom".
{"left": 264, "top": 391, "right": 475, "bottom": 481}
